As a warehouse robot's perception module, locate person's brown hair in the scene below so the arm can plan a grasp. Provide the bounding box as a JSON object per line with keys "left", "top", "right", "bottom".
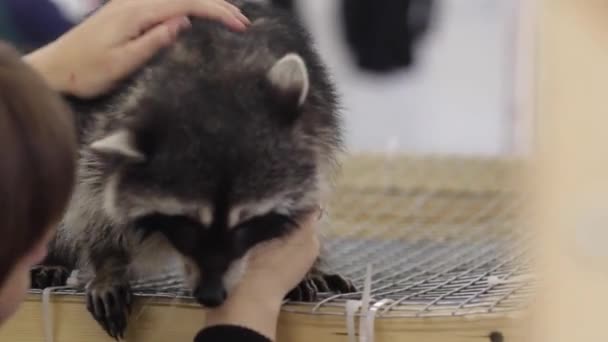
{"left": 0, "top": 42, "right": 77, "bottom": 286}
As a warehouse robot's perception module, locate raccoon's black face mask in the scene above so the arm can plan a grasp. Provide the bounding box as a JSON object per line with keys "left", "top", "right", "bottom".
{"left": 134, "top": 210, "right": 302, "bottom": 307}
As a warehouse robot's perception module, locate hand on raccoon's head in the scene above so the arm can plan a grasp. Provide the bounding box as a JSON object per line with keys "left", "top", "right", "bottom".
{"left": 24, "top": 0, "right": 251, "bottom": 99}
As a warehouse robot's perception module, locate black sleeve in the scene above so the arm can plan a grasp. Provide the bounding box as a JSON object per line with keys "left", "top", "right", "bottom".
{"left": 194, "top": 325, "right": 272, "bottom": 342}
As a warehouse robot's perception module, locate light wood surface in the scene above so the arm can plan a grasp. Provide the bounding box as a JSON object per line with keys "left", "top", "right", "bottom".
{"left": 528, "top": 0, "right": 608, "bottom": 341}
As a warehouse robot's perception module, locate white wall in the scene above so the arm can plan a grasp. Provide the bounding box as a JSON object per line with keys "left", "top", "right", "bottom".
{"left": 296, "top": 0, "right": 519, "bottom": 156}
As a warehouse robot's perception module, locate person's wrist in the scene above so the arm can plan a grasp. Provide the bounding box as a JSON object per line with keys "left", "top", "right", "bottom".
{"left": 205, "top": 290, "right": 283, "bottom": 340}
{"left": 23, "top": 42, "right": 74, "bottom": 95}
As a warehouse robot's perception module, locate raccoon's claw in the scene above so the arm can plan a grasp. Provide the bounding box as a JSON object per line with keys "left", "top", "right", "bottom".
{"left": 286, "top": 277, "right": 319, "bottom": 302}
{"left": 286, "top": 272, "right": 357, "bottom": 302}
{"left": 320, "top": 273, "right": 358, "bottom": 294}
{"left": 30, "top": 265, "right": 70, "bottom": 289}
{"left": 85, "top": 280, "right": 132, "bottom": 340}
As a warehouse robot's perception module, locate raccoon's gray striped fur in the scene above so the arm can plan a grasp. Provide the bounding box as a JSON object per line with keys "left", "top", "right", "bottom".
{"left": 31, "top": 1, "right": 355, "bottom": 339}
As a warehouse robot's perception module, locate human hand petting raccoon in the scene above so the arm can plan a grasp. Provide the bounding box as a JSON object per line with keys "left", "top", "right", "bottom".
{"left": 24, "top": 0, "right": 250, "bottom": 98}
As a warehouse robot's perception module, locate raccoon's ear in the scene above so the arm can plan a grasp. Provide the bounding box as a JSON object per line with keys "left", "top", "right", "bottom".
{"left": 89, "top": 130, "right": 145, "bottom": 161}
{"left": 267, "top": 53, "right": 310, "bottom": 108}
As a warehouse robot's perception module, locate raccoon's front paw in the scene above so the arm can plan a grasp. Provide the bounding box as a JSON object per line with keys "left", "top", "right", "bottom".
{"left": 30, "top": 265, "right": 70, "bottom": 289}
{"left": 85, "top": 279, "right": 132, "bottom": 340}
{"left": 286, "top": 272, "right": 357, "bottom": 302}
{"left": 317, "top": 273, "right": 358, "bottom": 294}
{"left": 286, "top": 277, "right": 319, "bottom": 302}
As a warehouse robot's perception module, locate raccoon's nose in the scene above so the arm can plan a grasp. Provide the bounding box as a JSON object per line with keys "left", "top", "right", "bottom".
{"left": 194, "top": 285, "right": 227, "bottom": 308}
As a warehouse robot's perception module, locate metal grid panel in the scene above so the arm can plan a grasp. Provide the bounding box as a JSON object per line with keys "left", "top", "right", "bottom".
{"left": 300, "top": 154, "right": 533, "bottom": 317}
{"left": 31, "top": 154, "right": 534, "bottom": 319}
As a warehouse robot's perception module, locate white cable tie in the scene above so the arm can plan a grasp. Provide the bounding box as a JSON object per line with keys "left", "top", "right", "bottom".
{"left": 488, "top": 274, "right": 534, "bottom": 285}
{"left": 358, "top": 264, "right": 373, "bottom": 342}
{"left": 41, "top": 270, "right": 80, "bottom": 342}
{"left": 365, "top": 299, "right": 394, "bottom": 342}
{"left": 42, "top": 287, "right": 55, "bottom": 342}
{"left": 345, "top": 300, "right": 362, "bottom": 342}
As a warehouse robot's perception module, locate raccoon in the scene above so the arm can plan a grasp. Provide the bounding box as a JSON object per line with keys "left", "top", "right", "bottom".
{"left": 31, "top": 0, "right": 355, "bottom": 339}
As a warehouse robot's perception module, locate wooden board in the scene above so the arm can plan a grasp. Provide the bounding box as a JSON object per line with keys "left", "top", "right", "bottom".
{"left": 527, "top": 0, "right": 608, "bottom": 341}
{"left": 0, "top": 294, "right": 528, "bottom": 342}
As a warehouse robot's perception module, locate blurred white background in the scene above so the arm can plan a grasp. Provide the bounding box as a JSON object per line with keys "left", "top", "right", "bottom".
{"left": 296, "top": 0, "right": 525, "bottom": 156}
{"left": 0, "top": 0, "right": 531, "bottom": 156}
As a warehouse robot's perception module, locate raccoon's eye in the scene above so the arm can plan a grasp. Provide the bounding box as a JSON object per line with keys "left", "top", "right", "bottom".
{"left": 232, "top": 213, "right": 299, "bottom": 253}
{"left": 256, "top": 78, "right": 267, "bottom": 91}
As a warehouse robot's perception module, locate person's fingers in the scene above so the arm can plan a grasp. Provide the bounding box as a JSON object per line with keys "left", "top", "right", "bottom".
{"left": 285, "top": 212, "right": 321, "bottom": 255}
{"left": 221, "top": 1, "right": 251, "bottom": 24}
{"left": 135, "top": 0, "right": 249, "bottom": 33}
{"left": 163, "top": 16, "right": 192, "bottom": 33}
{"left": 202, "top": 0, "right": 248, "bottom": 19}
{"left": 111, "top": 17, "right": 187, "bottom": 79}
{"left": 188, "top": 0, "right": 250, "bottom": 28}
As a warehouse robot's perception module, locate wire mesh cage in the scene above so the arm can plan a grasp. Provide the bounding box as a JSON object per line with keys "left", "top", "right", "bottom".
{"left": 14, "top": 153, "right": 535, "bottom": 342}
{"left": 27, "top": 153, "right": 534, "bottom": 322}
{"left": 297, "top": 153, "right": 534, "bottom": 318}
